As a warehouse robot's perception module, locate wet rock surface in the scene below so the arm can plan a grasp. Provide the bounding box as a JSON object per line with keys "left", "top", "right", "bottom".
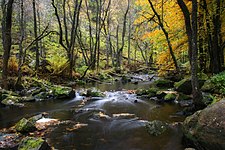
{"left": 1, "top": 78, "right": 75, "bottom": 107}
{"left": 183, "top": 99, "right": 225, "bottom": 150}
{"left": 18, "top": 137, "right": 51, "bottom": 150}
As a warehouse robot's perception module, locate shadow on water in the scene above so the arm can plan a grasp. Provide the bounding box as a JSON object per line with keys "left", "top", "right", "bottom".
{"left": 0, "top": 79, "right": 185, "bottom": 150}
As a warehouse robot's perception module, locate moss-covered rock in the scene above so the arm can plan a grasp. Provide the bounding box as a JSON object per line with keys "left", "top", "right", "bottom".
{"left": 85, "top": 88, "right": 105, "bottom": 97}
{"left": 201, "top": 72, "right": 225, "bottom": 94}
{"left": 177, "top": 93, "right": 192, "bottom": 101}
{"left": 174, "top": 78, "right": 192, "bottom": 94}
{"left": 1, "top": 95, "right": 24, "bottom": 107}
{"left": 175, "top": 78, "right": 205, "bottom": 95}
{"left": 136, "top": 88, "right": 158, "bottom": 97}
{"left": 15, "top": 118, "right": 36, "bottom": 133}
{"left": 154, "top": 79, "right": 174, "bottom": 88}
{"left": 156, "top": 91, "right": 167, "bottom": 99}
{"left": 164, "top": 93, "right": 177, "bottom": 102}
{"left": 52, "top": 85, "right": 75, "bottom": 99}
{"left": 183, "top": 100, "right": 225, "bottom": 150}
{"left": 18, "top": 137, "right": 51, "bottom": 150}
{"left": 201, "top": 80, "right": 216, "bottom": 93}
{"left": 145, "top": 120, "right": 168, "bottom": 136}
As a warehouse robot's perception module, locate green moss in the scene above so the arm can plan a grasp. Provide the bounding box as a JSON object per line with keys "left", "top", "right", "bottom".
{"left": 164, "top": 93, "right": 176, "bottom": 101}
{"left": 18, "top": 137, "right": 44, "bottom": 150}
{"left": 136, "top": 88, "right": 158, "bottom": 97}
{"left": 15, "top": 118, "right": 36, "bottom": 133}
{"left": 86, "top": 88, "right": 105, "bottom": 97}
{"left": 1, "top": 95, "right": 21, "bottom": 106}
{"left": 154, "top": 79, "right": 174, "bottom": 88}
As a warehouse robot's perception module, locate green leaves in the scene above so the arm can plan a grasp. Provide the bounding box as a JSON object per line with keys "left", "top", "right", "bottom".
{"left": 46, "top": 54, "right": 69, "bottom": 75}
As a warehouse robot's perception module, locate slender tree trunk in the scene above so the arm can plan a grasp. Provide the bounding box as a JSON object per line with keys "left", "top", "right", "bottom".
{"left": 33, "top": 0, "right": 39, "bottom": 71}
{"left": 16, "top": 0, "right": 25, "bottom": 88}
{"left": 177, "top": 0, "right": 204, "bottom": 110}
{"left": 116, "top": 0, "right": 130, "bottom": 70}
{"left": 191, "top": 0, "right": 204, "bottom": 110}
{"left": 84, "top": 0, "right": 94, "bottom": 67}
{"left": 1, "top": 0, "right": 14, "bottom": 89}
{"left": 128, "top": 8, "right": 131, "bottom": 65}
{"left": 211, "top": 0, "right": 222, "bottom": 73}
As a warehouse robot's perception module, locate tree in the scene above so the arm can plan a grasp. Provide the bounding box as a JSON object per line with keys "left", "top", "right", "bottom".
{"left": 33, "top": 0, "right": 39, "bottom": 71}
{"left": 116, "top": 0, "right": 130, "bottom": 71}
{"left": 52, "top": 0, "right": 82, "bottom": 78}
{"left": 1, "top": 0, "right": 14, "bottom": 89}
{"left": 177, "top": 0, "right": 205, "bottom": 110}
{"left": 147, "top": 0, "right": 179, "bottom": 73}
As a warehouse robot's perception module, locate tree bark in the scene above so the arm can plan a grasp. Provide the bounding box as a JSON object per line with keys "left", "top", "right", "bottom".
{"left": 1, "top": 0, "right": 14, "bottom": 89}
{"left": 15, "top": 0, "right": 25, "bottom": 88}
{"left": 33, "top": 0, "right": 39, "bottom": 71}
{"left": 177, "top": 0, "right": 204, "bottom": 110}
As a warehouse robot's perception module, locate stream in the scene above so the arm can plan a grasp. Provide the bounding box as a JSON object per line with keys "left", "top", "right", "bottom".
{"left": 0, "top": 76, "right": 185, "bottom": 150}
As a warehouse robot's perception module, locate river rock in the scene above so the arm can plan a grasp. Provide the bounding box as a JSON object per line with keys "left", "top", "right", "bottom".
{"left": 136, "top": 88, "right": 157, "bottom": 97}
{"left": 52, "top": 85, "right": 75, "bottom": 99}
{"left": 18, "top": 137, "right": 51, "bottom": 150}
{"left": 15, "top": 118, "right": 37, "bottom": 133}
{"left": 0, "top": 133, "right": 20, "bottom": 149}
{"left": 145, "top": 120, "right": 168, "bottom": 136}
{"left": 112, "top": 113, "right": 136, "bottom": 119}
{"left": 164, "top": 93, "right": 177, "bottom": 102}
{"left": 175, "top": 78, "right": 205, "bottom": 95}
{"left": 154, "top": 79, "right": 174, "bottom": 88}
{"left": 183, "top": 99, "right": 225, "bottom": 150}
{"left": 84, "top": 88, "right": 105, "bottom": 97}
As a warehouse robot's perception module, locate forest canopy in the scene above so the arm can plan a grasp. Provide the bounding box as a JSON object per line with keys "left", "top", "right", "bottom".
{"left": 0, "top": 0, "right": 225, "bottom": 82}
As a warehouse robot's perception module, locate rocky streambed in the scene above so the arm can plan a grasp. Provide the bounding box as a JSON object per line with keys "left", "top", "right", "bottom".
{"left": 0, "top": 74, "right": 225, "bottom": 150}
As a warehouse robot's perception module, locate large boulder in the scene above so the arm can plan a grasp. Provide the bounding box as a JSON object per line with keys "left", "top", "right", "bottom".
{"left": 154, "top": 79, "right": 174, "bottom": 88}
{"left": 18, "top": 137, "right": 51, "bottom": 150}
{"left": 183, "top": 100, "right": 225, "bottom": 150}
{"left": 175, "top": 78, "right": 205, "bottom": 95}
{"left": 52, "top": 85, "right": 75, "bottom": 99}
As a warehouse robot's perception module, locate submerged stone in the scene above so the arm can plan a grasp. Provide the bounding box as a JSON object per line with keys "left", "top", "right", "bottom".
{"left": 145, "top": 120, "right": 168, "bottom": 136}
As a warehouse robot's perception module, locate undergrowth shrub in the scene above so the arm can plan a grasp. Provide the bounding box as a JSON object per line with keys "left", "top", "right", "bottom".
{"left": 46, "top": 55, "right": 68, "bottom": 75}
{"left": 8, "top": 56, "right": 18, "bottom": 76}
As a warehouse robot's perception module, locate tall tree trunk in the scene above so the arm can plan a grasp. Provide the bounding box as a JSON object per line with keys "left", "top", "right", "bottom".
{"left": 33, "top": 0, "right": 39, "bottom": 71}
{"left": 211, "top": 0, "right": 222, "bottom": 73}
{"left": 116, "top": 0, "right": 130, "bottom": 70}
{"left": 177, "top": 0, "right": 204, "bottom": 110}
{"left": 128, "top": 8, "right": 131, "bottom": 65}
{"left": 15, "top": 0, "right": 25, "bottom": 88}
{"left": 1, "top": 0, "right": 14, "bottom": 89}
{"left": 191, "top": 0, "right": 204, "bottom": 110}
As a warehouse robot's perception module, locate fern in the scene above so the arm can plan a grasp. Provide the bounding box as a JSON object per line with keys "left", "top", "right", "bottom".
{"left": 46, "top": 55, "right": 69, "bottom": 75}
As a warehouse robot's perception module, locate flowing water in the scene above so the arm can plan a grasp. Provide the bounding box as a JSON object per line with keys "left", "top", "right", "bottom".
{"left": 0, "top": 78, "right": 185, "bottom": 150}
